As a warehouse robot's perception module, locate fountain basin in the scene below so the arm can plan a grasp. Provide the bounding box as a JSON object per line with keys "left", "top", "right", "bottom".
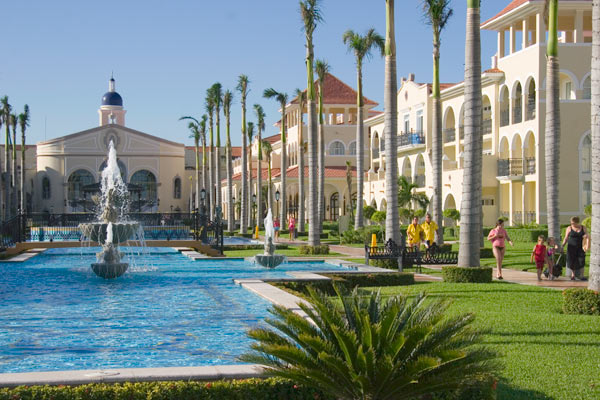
{"left": 91, "top": 263, "right": 129, "bottom": 279}
{"left": 252, "top": 254, "right": 286, "bottom": 269}
{"left": 79, "top": 222, "right": 139, "bottom": 244}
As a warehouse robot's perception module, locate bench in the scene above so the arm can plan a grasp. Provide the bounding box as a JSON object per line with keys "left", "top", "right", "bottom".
{"left": 421, "top": 246, "right": 459, "bottom": 265}
{"left": 365, "top": 240, "right": 458, "bottom": 272}
{"left": 365, "top": 239, "right": 405, "bottom": 271}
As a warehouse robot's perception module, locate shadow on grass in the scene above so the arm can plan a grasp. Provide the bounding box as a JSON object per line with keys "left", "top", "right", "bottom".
{"left": 499, "top": 383, "right": 553, "bottom": 400}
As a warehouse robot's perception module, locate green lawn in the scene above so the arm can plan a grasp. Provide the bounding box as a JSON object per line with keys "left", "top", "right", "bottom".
{"left": 366, "top": 282, "right": 600, "bottom": 400}
{"left": 223, "top": 248, "right": 342, "bottom": 258}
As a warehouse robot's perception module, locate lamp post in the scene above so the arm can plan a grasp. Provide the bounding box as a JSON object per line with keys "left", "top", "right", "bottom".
{"left": 275, "top": 190, "right": 280, "bottom": 219}
{"left": 252, "top": 194, "right": 257, "bottom": 224}
{"left": 232, "top": 194, "right": 236, "bottom": 221}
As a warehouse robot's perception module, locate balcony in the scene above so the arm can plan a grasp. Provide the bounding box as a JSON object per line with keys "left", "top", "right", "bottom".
{"left": 414, "top": 175, "right": 425, "bottom": 188}
{"left": 399, "top": 131, "right": 425, "bottom": 147}
{"left": 512, "top": 106, "right": 522, "bottom": 124}
{"left": 443, "top": 128, "right": 456, "bottom": 143}
{"left": 526, "top": 101, "right": 536, "bottom": 120}
{"left": 500, "top": 109, "right": 509, "bottom": 127}
{"left": 497, "top": 158, "right": 536, "bottom": 176}
{"left": 482, "top": 118, "right": 492, "bottom": 135}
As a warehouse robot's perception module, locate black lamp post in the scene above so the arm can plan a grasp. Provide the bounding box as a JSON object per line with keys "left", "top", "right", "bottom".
{"left": 275, "top": 190, "right": 280, "bottom": 219}
{"left": 252, "top": 193, "right": 257, "bottom": 222}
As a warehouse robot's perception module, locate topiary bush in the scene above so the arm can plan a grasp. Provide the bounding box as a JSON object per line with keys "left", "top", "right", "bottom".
{"left": 0, "top": 379, "right": 328, "bottom": 400}
{"left": 442, "top": 267, "right": 493, "bottom": 283}
{"left": 369, "top": 259, "right": 399, "bottom": 269}
{"left": 562, "top": 288, "right": 600, "bottom": 315}
{"left": 298, "top": 245, "right": 330, "bottom": 255}
{"left": 341, "top": 225, "right": 385, "bottom": 244}
{"left": 504, "top": 228, "right": 548, "bottom": 242}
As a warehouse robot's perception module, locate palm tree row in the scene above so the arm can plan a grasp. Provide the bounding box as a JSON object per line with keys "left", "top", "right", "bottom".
{"left": 0, "top": 97, "right": 29, "bottom": 221}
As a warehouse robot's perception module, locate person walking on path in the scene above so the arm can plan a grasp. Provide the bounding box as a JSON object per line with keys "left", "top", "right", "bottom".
{"left": 288, "top": 216, "right": 295, "bottom": 240}
{"left": 273, "top": 218, "right": 280, "bottom": 241}
{"left": 421, "top": 213, "right": 438, "bottom": 249}
{"left": 545, "top": 236, "right": 559, "bottom": 280}
{"left": 487, "top": 219, "right": 513, "bottom": 280}
{"left": 562, "top": 216, "right": 589, "bottom": 280}
{"left": 407, "top": 216, "right": 424, "bottom": 250}
{"left": 530, "top": 235, "right": 547, "bottom": 281}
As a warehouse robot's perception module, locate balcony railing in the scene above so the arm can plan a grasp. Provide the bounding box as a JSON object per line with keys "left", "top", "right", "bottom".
{"left": 497, "top": 158, "right": 536, "bottom": 176}
{"left": 482, "top": 118, "right": 492, "bottom": 135}
{"left": 526, "top": 101, "right": 536, "bottom": 120}
{"left": 399, "top": 131, "right": 425, "bottom": 147}
{"left": 525, "top": 157, "right": 536, "bottom": 174}
{"left": 414, "top": 175, "right": 425, "bottom": 188}
{"left": 500, "top": 109, "right": 509, "bottom": 127}
{"left": 443, "top": 128, "right": 456, "bottom": 143}
{"left": 512, "top": 106, "right": 522, "bottom": 124}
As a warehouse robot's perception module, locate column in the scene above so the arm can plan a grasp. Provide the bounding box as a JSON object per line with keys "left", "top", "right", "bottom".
{"left": 536, "top": 13, "right": 545, "bottom": 45}
{"left": 510, "top": 24, "right": 516, "bottom": 54}
{"left": 509, "top": 181, "right": 514, "bottom": 226}
{"left": 522, "top": 19, "right": 529, "bottom": 49}
{"left": 498, "top": 30, "right": 505, "bottom": 58}
{"left": 521, "top": 178, "right": 527, "bottom": 224}
{"left": 575, "top": 10, "right": 584, "bottom": 43}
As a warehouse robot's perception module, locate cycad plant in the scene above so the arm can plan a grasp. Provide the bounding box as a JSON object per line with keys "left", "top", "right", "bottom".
{"left": 237, "top": 75, "right": 250, "bottom": 234}
{"left": 241, "top": 286, "right": 496, "bottom": 400}
{"left": 343, "top": 28, "right": 385, "bottom": 229}
{"left": 18, "top": 105, "right": 29, "bottom": 213}
{"left": 247, "top": 121, "right": 256, "bottom": 229}
{"left": 315, "top": 59, "right": 330, "bottom": 232}
{"left": 300, "top": 0, "right": 322, "bottom": 246}
{"left": 223, "top": 90, "right": 234, "bottom": 232}
{"left": 254, "top": 104, "right": 266, "bottom": 228}
{"left": 423, "top": 0, "right": 453, "bottom": 245}
{"left": 294, "top": 88, "right": 307, "bottom": 233}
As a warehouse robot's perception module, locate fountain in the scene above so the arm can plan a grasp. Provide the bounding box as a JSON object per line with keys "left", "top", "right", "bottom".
{"left": 79, "top": 141, "right": 140, "bottom": 279}
{"left": 250, "top": 209, "right": 286, "bottom": 268}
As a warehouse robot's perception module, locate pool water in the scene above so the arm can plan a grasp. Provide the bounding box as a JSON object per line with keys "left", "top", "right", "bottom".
{"left": 0, "top": 248, "right": 348, "bottom": 373}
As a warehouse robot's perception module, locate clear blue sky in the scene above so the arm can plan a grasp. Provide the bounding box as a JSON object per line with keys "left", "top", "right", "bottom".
{"left": 0, "top": 0, "right": 502, "bottom": 147}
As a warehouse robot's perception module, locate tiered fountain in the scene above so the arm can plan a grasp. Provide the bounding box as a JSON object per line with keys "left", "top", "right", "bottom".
{"left": 79, "top": 141, "right": 140, "bottom": 279}
{"left": 250, "top": 209, "right": 285, "bottom": 268}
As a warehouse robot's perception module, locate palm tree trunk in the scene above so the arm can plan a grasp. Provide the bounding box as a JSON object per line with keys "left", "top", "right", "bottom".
{"left": 268, "top": 158, "right": 273, "bottom": 212}
{"left": 195, "top": 139, "right": 200, "bottom": 211}
{"left": 545, "top": 0, "right": 561, "bottom": 242}
{"left": 432, "top": 37, "right": 444, "bottom": 245}
{"left": 226, "top": 130, "right": 233, "bottom": 233}
{"left": 248, "top": 147, "right": 253, "bottom": 229}
{"left": 281, "top": 117, "right": 288, "bottom": 227}
{"left": 298, "top": 120, "right": 305, "bottom": 232}
{"left": 384, "top": 0, "right": 400, "bottom": 243}
{"left": 308, "top": 99, "right": 319, "bottom": 246}
{"left": 215, "top": 117, "right": 222, "bottom": 216}
{"left": 589, "top": 0, "right": 600, "bottom": 291}
{"left": 5, "top": 124, "right": 10, "bottom": 220}
{"left": 240, "top": 112, "right": 248, "bottom": 234}
{"left": 12, "top": 129, "right": 16, "bottom": 216}
{"left": 202, "top": 142, "right": 207, "bottom": 207}
{"left": 20, "top": 133, "right": 25, "bottom": 213}
{"left": 318, "top": 119, "right": 325, "bottom": 230}
{"left": 355, "top": 65, "right": 364, "bottom": 229}
{"left": 257, "top": 153, "right": 263, "bottom": 229}
{"left": 458, "top": 0, "right": 483, "bottom": 268}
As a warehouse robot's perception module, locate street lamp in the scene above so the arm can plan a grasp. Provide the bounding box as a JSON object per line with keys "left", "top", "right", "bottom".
{"left": 200, "top": 189, "right": 206, "bottom": 204}
{"left": 275, "top": 190, "right": 280, "bottom": 219}
{"left": 252, "top": 193, "right": 257, "bottom": 222}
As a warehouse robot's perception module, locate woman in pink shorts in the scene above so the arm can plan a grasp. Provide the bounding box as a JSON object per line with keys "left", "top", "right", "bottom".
{"left": 487, "top": 219, "right": 513, "bottom": 280}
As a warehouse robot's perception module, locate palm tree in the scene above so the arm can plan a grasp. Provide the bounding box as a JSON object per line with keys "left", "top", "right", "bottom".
{"left": 300, "top": 0, "right": 322, "bottom": 246}
{"left": 199, "top": 115, "right": 208, "bottom": 203}
{"left": 179, "top": 115, "right": 203, "bottom": 211}
{"left": 211, "top": 83, "right": 223, "bottom": 215}
{"left": 589, "top": 0, "right": 600, "bottom": 292}
{"left": 205, "top": 93, "right": 215, "bottom": 219}
{"left": 237, "top": 75, "right": 250, "bottom": 234}
{"left": 294, "top": 88, "right": 307, "bottom": 233}
{"left": 423, "top": 0, "right": 453, "bottom": 245}
{"left": 0, "top": 112, "right": 3, "bottom": 220}
{"left": 458, "top": 0, "right": 483, "bottom": 268}
{"left": 262, "top": 139, "right": 274, "bottom": 212}
{"left": 10, "top": 113, "right": 17, "bottom": 216}
{"left": 254, "top": 104, "right": 266, "bottom": 228}
{"left": 241, "top": 286, "right": 497, "bottom": 400}
{"left": 314, "top": 60, "right": 330, "bottom": 231}
{"left": 1, "top": 96, "right": 11, "bottom": 220}
{"left": 398, "top": 176, "right": 430, "bottom": 213}
{"left": 343, "top": 29, "right": 385, "bottom": 229}
{"left": 247, "top": 121, "right": 256, "bottom": 229}
{"left": 384, "top": 1, "right": 400, "bottom": 243}
{"left": 544, "top": 0, "right": 561, "bottom": 243}
{"left": 345, "top": 161, "right": 354, "bottom": 220}
{"left": 18, "top": 105, "right": 29, "bottom": 214}
{"left": 223, "top": 90, "right": 234, "bottom": 233}
{"left": 263, "top": 89, "right": 289, "bottom": 226}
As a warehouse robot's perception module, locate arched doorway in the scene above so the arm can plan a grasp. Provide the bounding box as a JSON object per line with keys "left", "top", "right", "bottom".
{"left": 67, "top": 169, "right": 95, "bottom": 211}
{"left": 329, "top": 192, "right": 339, "bottom": 221}
{"left": 130, "top": 170, "right": 158, "bottom": 211}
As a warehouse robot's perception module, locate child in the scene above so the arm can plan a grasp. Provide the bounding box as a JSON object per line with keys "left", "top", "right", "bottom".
{"left": 531, "top": 235, "right": 547, "bottom": 281}
{"left": 288, "top": 217, "right": 295, "bottom": 240}
{"left": 546, "top": 237, "right": 559, "bottom": 280}
{"left": 273, "top": 218, "right": 280, "bottom": 241}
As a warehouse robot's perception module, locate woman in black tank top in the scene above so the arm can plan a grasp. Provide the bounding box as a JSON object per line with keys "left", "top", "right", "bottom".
{"left": 562, "top": 216, "right": 588, "bottom": 280}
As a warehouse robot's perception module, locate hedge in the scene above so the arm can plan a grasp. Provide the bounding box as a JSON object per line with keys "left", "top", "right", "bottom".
{"left": 480, "top": 248, "right": 494, "bottom": 259}
{"left": 442, "top": 267, "right": 493, "bottom": 283}
{"left": 0, "top": 378, "right": 329, "bottom": 400}
{"left": 504, "top": 228, "right": 548, "bottom": 242}
{"left": 222, "top": 244, "right": 290, "bottom": 251}
{"left": 562, "top": 288, "right": 600, "bottom": 315}
{"left": 298, "top": 245, "right": 330, "bottom": 255}
{"left": 295, "top": 231, "right": 329, "bottom": 239}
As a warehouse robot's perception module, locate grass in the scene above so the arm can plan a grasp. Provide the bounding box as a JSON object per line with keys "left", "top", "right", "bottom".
{"left": 223, "top": 248, "right": 342, "bottom": 258}
{"left": 366, "top": 282, "right": 600, "bottom": 400}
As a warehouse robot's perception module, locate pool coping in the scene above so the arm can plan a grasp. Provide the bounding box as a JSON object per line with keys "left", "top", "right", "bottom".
{"left": 0, "top": 256, "right": 396, "bottom": 387}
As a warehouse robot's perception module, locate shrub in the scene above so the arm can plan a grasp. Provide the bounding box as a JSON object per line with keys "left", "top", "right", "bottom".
{"left": 0, "top": 379, "right": 327, "bottom": 400}
{"left": 296, "top": 231, "right": 328, "bottom": 239}
{"left": 504, "top": 228, "right": 548, "bottom": 242}
{"left": 363, "top": 205, "right": 376, "bottom": 220}
{"left": 279, "top": 273, "right": 414, "bottom": 297}
{"left": 442, "top": 267, "right": 493, "bottom": 283}
{"left": 371, "top": 210, "right": 386, "bottom": 224}
{"left": 562, "top": 288, "right": 600, "bottom": 315}
{"left": 443, "top": 208, "right": 460, "bottom": 223}
{"left": 298, "top": 245, "right": 330, "bottom": 255}
{"left": 480, "top": 248, "right": 494, "bottom": 259}
{"left": 341, "top": 225, "right": 385, "bottom": 244}
{"left": 370, "top": 258, "right": 398, "bottom": 269}
{"left": 413, "top": 208, "right": 426, "bottom": 218}
{"left": 223, "top": 244, "right": 290, "bottom": 251}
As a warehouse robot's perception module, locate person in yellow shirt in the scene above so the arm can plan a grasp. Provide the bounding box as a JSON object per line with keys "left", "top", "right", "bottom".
{"left": 406, "top": 216, "right": 424, "bottom": 249}
{"left": 421, "top": 213, "right": 438, "bottom": 249}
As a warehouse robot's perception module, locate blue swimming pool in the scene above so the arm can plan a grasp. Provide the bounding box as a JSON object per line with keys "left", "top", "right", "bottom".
{"left": 0, "top": 248, "right": 348, "bottom": 373}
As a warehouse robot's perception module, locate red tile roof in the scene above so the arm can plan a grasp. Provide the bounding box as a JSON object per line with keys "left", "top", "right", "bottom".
{"left": 187, "top": 145, "right": 242, "bottom": 158}
{"left": 229, "top": 168, "right": 281, "bottom": 182}
{"left": 263, "top": 134, "right": 281, "bottom": 144}
{"left": 291, "top": 73, "right": 377, "bottom": 106}
{"left": 484, "top": 68, "right": 504, "bottom": 74}
{"left": 278, "top": 166, "right": 357, "bottom": 179}
{"left": 482, "top": 0, "right": 530, "bottom": 26}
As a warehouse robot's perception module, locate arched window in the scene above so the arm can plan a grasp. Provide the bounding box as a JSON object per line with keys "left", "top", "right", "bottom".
{"left": 173, "top": 177, "right": 182, "bottom": 199}
{"left": 42, "top": 177, "right": 51, "bottom": 199}
{"left": 582, "top": 135, "right": 592, "bottom": 173}
{"left": 329, "top": 141, "right": 345, "bottom": 156}
{"left": 99, "top": 158, "right": 127, "bottom": 182}
{"left": 330, "top": 192, "right": 339, "bottom": 221}
{"left": 583, "top": 76, "right": 591, "bottom": 100}
{"left": 131, "top": 170, "right": 157, "bottom": 208}
{"left": 348, "top": 141, "right": 357, "bottom": 156}
{"left": 67, "top": 169, "right": 95, "bottom": 202}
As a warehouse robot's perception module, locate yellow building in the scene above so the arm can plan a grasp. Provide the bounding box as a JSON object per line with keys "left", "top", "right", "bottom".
{"left": 365, "top": 0, "right": 593, "bottom": 227}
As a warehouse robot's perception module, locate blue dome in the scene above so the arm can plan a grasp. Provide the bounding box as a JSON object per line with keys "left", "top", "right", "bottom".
{"left": 102, "top": 91, "right": 123, "bottom": 106}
